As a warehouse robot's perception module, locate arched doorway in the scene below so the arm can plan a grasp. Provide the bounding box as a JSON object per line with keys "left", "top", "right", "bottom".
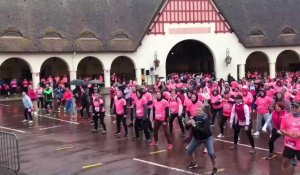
{"left": 77, "top": 57, "right": 104, "bottom": 79}
{"left": 246, "top": 51, "right": 269, "bottom": 75}
{"left": 276, "top": 50, "right": 300, "bottom": 72}
{"left": 0, "top": 57, "right": 32, "bottom": 81}
{"left": 40, "top": 57, "right": 69, "bottom": 79}
{"left": 166, "top": 40, "right": 214, "bottom": 74}
{"left": 111, "top": 56, "right": 135, "bottom": 83}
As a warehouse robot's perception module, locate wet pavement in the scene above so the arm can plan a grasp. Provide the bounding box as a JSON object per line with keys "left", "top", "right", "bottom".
{"left": 0, "top": 96, "right": 299, "bottom": 175}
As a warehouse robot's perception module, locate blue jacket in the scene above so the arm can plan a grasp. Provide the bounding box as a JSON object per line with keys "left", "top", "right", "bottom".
{"left": 22, "top": 95, "right": 33, "bottom": 109}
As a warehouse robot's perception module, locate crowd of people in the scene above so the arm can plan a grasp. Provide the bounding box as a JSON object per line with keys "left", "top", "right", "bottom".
{"left": 18, "top": 70, "right": 300, "bottom": 175}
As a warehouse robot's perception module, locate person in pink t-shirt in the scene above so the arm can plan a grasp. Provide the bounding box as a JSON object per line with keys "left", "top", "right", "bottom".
{"left": 241, "top": 86, "right": 253, "bottom": 112}
{"left": 210, "top": 89, "right": 222, "bottom": 126}
{"left": 149, "top": 91, "right": 173, "bottom": 150}
{"left": 133, "top": 89, "right": 150, "bottom": 142}
{"left": 142, "top": 87, "right": 154, "bottom": 132}
{"left": 254, "top": 90, "right": 273, "bottom": 136}
{"left": 114, "top": 91, "right": 128, "bottom": 137}
{"left": 218, "top": 92, "right": 234, "bottom": 138}
{"left": 91, "top": 93, "right": 106, "bottom": 134}
{"left": 168, "top": 90, "right": 184, "bottom": 135}
{"left": 281, "top": 101, "right": 300, "bottom": 171}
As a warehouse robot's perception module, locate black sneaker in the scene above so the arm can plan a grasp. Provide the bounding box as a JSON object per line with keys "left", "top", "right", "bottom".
{"left": 133, "top": 137, "right": 141, "bottom": 141}
{"left": 187, "top": 162, "right": 197, "bottom": 169}
{"left": 211, "top": 167, "right": 218, "bottom": 175}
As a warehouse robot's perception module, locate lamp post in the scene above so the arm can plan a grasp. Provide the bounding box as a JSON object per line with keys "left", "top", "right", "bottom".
{"left": 225, "top": 48, "right": 232, "bottom": 67}
{"left": 154, "top": 51, "right": 160, "bottom": 69}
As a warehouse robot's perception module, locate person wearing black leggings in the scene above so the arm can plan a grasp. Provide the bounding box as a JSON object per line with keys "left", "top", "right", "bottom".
{"left": 80, "top": 90, "right": 90, "bottom": 119}
{"left": 168, "top": 90, "right": 184, "bottom": 135}
{"left": 114, "top": 91, "right": 128, "bottom": 137}
{"left": 91, "top": 93, "right": 106, "bottom": 134}
{"left": 229, "top": 95, "right": 256, "bottom": 154}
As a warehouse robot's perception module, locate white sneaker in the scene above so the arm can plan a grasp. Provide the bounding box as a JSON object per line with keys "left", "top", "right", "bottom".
{"left": 253, "top": 132, "right": 260, "bottom": 136}
{"left": 28, "top": 120, "right": 33, "bottom": 124}
{"left": 217, "top": 134, "right": 224, "bottom": 138}
{"left": 22, "top": 119, "right": 28, "bottom": 123}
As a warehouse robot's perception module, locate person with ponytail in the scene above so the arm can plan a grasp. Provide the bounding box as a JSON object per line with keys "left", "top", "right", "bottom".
{"left": 150, "top": 91, "right": 173, "bottom": 150}
{"left": 132, "top": 89, "right": 150, "bottom": 143}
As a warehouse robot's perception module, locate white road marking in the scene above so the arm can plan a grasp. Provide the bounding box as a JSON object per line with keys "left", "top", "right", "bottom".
{"left": 0, "top": 104, "right": 10, "bottom": 107}
{"left": 133, "top": 158, "right": 202, "bottom": 175}
{"left": 214, "top": 138, "right": 282, "bottom": 154}
{"left": 0, "top": 126, "right": 26, "bottom": 133}
{"left": 39, "top": 115, "right": 80, "bottom": 125}
{"left": 39, "top": 125, "right": 62, "bottom": 130}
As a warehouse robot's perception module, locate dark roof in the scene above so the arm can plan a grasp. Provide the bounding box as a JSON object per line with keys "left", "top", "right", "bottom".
{"left": 213, "top": 0, "right": 300, "bottom": 48}
{"left": 0, "top": 0, "right": 163, "bottom": 52}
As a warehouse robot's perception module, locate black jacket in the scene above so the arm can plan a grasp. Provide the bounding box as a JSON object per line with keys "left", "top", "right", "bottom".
{"left": 186, "top": 114, "right": 212, "bottom": 140}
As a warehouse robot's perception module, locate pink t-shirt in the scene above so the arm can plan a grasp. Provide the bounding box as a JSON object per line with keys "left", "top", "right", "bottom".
{"left": 255, "top": 96, "right": 273, "bottom": 114}
{"left": 143, "top": 92, "right": 153, "bottom": 109}
{"left": 222, "top": 99, "right": 233, "bottom": 117}
{"left": 280, "top": 113, "right": 300, "bottom": 150}
{"left": 134, "top": 97, "right": 147, "bottom": 118}
{"left": 153, "top": 99, "right": 169, "bottom": 121}
{"left": 211, "top": 95, "right": 222, "bottom": 109}
{"left": 93, "top": 99, "right": 104, "bottom": 112}
{"left": 187, "top": 101, "right": 202, "bottom": 118}
{"left": 169, "top": 97, "right": 181, "bottom": 114}
{"left": 114, "top": 98, "right": 126, "bottom": 115}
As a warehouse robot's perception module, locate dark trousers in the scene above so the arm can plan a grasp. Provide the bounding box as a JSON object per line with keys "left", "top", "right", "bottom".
{"left": 93, "top": 112, "right": 106, "bottom": 130}
{"left": 169, "top": 113, "right": 184, "bottom": 133}
{"left": 269, "top": 128, "right": 281, "bottom": 153}
{"left": 110, "top": 98, "right": 114, "bottom": 109}
{"left": 147, "top": 108, "right": 153, "bottom": 132}
{"left": 211, "top": 108, "right": 222, "bottom": 124}
{"left": 38, "top": 97, "right": 44, "bottom": 109}
{"left": 116, "top": 114, "right": 128, "bottom": 134}
{"left": 153, "top": 120, "right": 172, "bottom": 144}
{"left": 233, "top": 123, "right": 255, "bottom": 148}
{"left": 24, "top": 108, "right": 33, "bottom": 120}
{"left": 45, "top": 101, "right": 53, "bottom": 113}
{"left": 220, "top": 115, "right": 229, "bottom": 135}
{"left": 134, "top": 118, "right": 150, "bottom": 140}
{"left": 80, "top": 104, "right": 90, "bottom": 118}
